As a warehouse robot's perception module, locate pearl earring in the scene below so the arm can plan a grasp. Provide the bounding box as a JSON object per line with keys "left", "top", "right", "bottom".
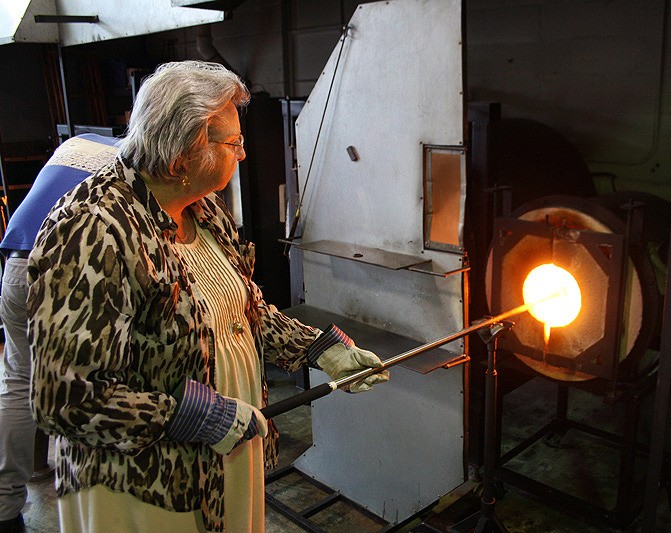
{"left": 181, "top": 176, "right": 190, "bottom": 187}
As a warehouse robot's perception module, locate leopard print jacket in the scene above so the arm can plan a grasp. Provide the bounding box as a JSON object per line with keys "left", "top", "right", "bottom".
{"left": 26, "top": 157, "right": 319, "bottom": 532}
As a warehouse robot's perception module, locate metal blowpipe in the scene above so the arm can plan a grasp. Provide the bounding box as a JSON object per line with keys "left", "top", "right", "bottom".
{"left": 260, "top": 302, "right": 534, "bottom": 419}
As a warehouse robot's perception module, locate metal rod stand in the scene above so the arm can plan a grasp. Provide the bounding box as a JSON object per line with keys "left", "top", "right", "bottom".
{"left": 451, "top": 320, "right": 513, "bottom": 533}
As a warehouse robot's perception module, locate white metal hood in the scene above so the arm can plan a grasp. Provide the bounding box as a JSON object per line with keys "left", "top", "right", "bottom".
{"left": 0, "top": 0, "right": 224, "bottom": 46}
{"left": 0, "top": 0, "right": 57, "bottom": 45}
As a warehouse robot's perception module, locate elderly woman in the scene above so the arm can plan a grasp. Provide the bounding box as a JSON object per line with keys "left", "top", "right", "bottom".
{"left": 27, "top": 61, "right": 388, "bottom": 533}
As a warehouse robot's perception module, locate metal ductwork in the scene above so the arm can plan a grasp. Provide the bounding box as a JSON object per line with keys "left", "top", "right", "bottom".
{"left": 0, "top": 0, "right": 226, "bottom": 46}
{"left": 0, "top": 0, "right": 57, "bottom": 45}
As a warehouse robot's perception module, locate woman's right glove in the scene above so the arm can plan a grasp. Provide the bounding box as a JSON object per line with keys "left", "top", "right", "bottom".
{"left": 166, "top": 377, "right": 268, "bottom": 455}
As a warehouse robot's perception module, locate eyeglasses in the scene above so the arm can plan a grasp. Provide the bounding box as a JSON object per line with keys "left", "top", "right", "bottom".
{"left": 210, "top": 134, "right": 244, "bottom": 150}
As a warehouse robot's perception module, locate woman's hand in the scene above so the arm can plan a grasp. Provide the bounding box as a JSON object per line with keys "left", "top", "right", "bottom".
{"left": 166, "top": 377, "right": 268, "bottom": 454}
{"left": 316, "top": 343, "right": 390, "bottom": 393}
{"left": 210, "top": 399, "right": 268, "bottom": 455}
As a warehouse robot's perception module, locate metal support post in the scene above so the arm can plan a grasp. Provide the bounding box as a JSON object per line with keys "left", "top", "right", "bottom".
{"left": 641, "top": 226, "right": 671, "bottom": 531}
{"left": 451, "top": 320, "right": 513, "bottom": 533}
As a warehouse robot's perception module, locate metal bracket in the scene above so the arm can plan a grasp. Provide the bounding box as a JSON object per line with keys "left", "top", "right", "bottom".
{"left": 284, "top": 238, "right": 469, "bottom": 277}
{"left": 34, "top": 15, "right": 99, "bottom": 23}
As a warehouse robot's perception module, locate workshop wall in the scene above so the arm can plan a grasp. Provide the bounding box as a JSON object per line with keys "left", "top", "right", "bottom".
{"left": 0, "top": 44, "right": 52, "bottom": 143}
{"left": 466, "top": 0, "right": 671, "bottom": 202}
{"left": 1, "top": 0, "right": 670, "bottom": 201}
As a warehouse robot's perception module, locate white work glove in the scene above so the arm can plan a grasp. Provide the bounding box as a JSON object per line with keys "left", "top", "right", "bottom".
{"left": 307, "top": 324, "right": 390, "bottom": 393}
{"left": 210, "top": 398, "right": 268, "bottom": 455}
{"left": 166, "top": 377, "right": 268, "bottom": 455}
{"left": 316, "top": 342, "right": 390, "bottom": 393}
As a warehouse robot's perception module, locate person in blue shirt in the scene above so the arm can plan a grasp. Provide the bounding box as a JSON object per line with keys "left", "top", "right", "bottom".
{"left": 0, "top": 134, "right": 118, "bottom": 533}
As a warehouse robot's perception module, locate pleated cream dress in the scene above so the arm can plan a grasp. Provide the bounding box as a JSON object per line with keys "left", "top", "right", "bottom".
{"left": 59, "top": 223, "right": 265, "bottom": 533}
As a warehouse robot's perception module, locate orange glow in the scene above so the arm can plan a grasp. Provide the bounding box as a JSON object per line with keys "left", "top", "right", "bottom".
{"left": 523, "top": 264, "right": 581, "bottom": 342}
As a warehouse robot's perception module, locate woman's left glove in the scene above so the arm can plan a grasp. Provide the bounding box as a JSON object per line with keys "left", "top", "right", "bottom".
{"left": 307, "top": 324, "right": 390, "bottom": 393}
{"left": 166, "top": 377, "right": 268, "bottom": 455}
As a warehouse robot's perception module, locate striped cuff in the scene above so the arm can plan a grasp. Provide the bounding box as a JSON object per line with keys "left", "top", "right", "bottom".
{"left": 166, "top": 377, "right": 237, "bottom": 445}
{"left": 306, "top": 324, "right": 354, "bottom": 368}
{"left": 200, "top": 396, "right": 238, "bottom": 444}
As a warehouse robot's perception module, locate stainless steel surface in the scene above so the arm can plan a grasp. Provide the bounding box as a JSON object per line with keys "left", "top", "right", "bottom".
{"left": 285, "top": 239, "right": 470, "bottom": 277}
{"left": 302, "top": 251, "right": 467, "bottom": 351}
{"left": 294, "top": 363, "right": 465, "bottom": 525}
{"left": 284, "top": 305, "right": 462, "bottom": 375}
{"left": 295, "top": 239, "right": 429, "bottom": 271}
{"left": 288, "top": 0, "right": 466, "bottom": 524}
{"left": 295, "top": 0, "right": 466, "bottom": 343}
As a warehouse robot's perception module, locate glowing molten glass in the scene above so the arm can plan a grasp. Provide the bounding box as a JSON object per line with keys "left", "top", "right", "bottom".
{"left": 523, "top": 264, "right": 582, "bottom": 343}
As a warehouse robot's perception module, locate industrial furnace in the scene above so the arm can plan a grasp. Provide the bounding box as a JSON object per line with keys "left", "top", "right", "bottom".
{"left": 266, "top": 0, "right": 671, "bottom": 530}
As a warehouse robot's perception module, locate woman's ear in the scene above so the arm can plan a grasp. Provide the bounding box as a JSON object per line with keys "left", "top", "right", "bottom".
{"left": 170, "top": 155, "right": 188, "bottom": 179}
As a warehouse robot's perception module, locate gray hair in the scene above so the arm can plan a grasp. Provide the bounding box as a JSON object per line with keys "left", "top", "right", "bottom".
{"left": 117, "top": 60, "right": 250, "bottom": 182}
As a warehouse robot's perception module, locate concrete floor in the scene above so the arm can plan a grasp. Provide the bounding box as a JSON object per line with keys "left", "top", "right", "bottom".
{"left": 8, "top": 361, "right": 671, "bottom": 532}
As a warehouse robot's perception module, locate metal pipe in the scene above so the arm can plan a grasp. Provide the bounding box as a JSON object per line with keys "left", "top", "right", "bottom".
{"left": 57, "top": 45, "right": 72, "bottom": 140}
{"left": 261, "top": 302, "right": 533, "bottom": 419}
